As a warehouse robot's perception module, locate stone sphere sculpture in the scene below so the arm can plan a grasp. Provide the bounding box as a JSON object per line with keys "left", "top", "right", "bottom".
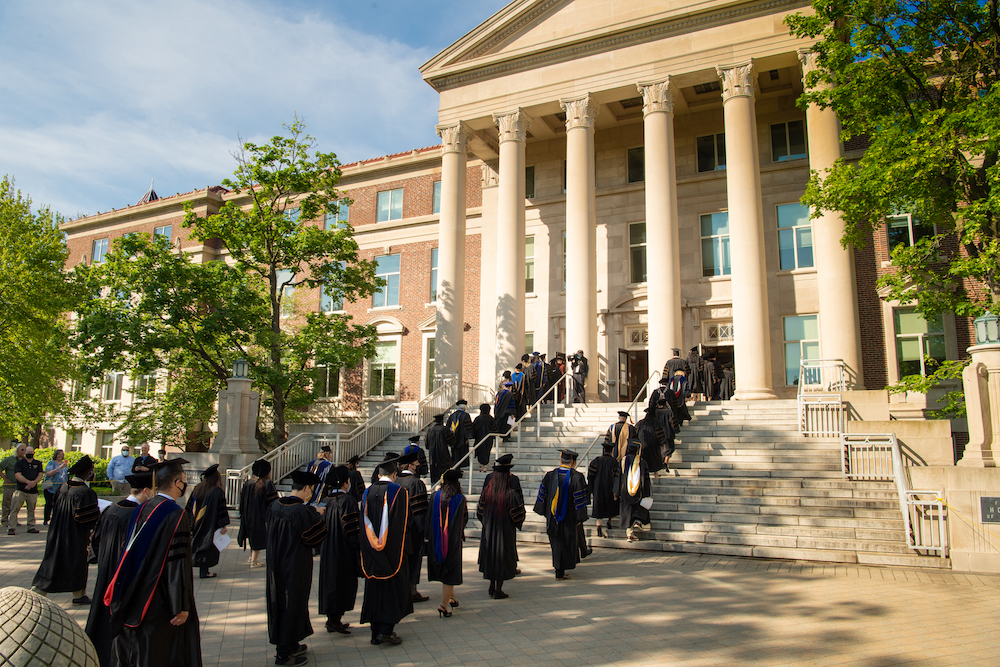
{"left": 0, "top": 587, "right": 98, "bottom": 667}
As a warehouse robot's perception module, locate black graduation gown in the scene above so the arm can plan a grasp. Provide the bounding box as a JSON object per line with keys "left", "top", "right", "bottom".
{"left": 265, "top": 497, "right": 327, "bottom": 648}
{"left": 655, "top": 408, "right": 676, "bottom": 457}
{"left": 360, "top": 481, "right": 413, "bottom": 627}
{"left": 348, "top": 469, "right": 366, "bottom": 503}
{"left": 720, "top": 369, "right": 736, "bottom": 400}
{"left": 107, "top": 494, "right": 201, "bottom": 667}
{"left": 687, "top": 353, "right": 703, "bottom": 394}
{"left": 493, "top": 389, "right": 515, "bottom": 435}
{"left": 533, "top": 467, "right": 588, "bottom": 572}
{"left": 426, "top": 491, "right": 468, "bottom": 586}
{"left": 395, "top": 471, "right": 429, "bottom": 585}
{"left": 638, "top": 416, "right": 665, "bottom": 474}
{"left": 702, "top": 359, "right": 717, "bottom": 400}
{"left": 186, "top": 487, "right": 230, "bottom": 568}
{"left": 33, "top": 480, "right": 100, "bottom": 593}
{"left": 472, "top": 413, "right": 494, "bottom": 465}
{"left": 477, "top": 473, "right": 524, "bottom": 581}
{"left": 618, "top": 455, "right": 652, "bottom": 528}
{"left": 426, "top": 424, "right": 455, "bottom": 485}
{"left": 318, "top": 492, "right": 361, "bottom": 618}
{"left": 587, "top": 455, "right": 619, "bottom": 520}
{"left": 86, "top": 498, "right": 138, "bottom": 667}
{"left": 445, "top": 410, "right": 473, "bottom": 467}
{"left": 510, "top": 371, "right": 529, "bottom": 418}
{"left": 664, "top": 357, "right": 690, "bottom": 377}
{"left": 237, "top": 479, "right": 277, "bottom": 552}
{"left": 604, "top": 421, "right": 638, "bottom": 460}
{"left": 531, "top": 361, "right": 545, "bottom": 400}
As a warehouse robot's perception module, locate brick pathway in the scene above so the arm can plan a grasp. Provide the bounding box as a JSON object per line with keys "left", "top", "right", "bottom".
{"left": 2, "top": 524, "right": 998, "bottom": 666}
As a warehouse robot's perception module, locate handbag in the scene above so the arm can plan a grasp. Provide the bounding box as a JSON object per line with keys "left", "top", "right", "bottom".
{"left": 40, "top": 477, "right": 53, "bottom": 491}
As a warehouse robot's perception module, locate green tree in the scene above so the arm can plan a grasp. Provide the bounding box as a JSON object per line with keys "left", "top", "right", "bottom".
{"left": 73, "top": 119, "right": 380, "bottom": 448}
{"left": 787, "top": 0, "right": 1000, "bottom": 414}
{"left": 0, "top": 176, "right": 78, "bottom": 441}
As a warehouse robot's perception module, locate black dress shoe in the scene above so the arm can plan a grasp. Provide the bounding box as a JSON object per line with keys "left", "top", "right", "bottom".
{"left": 326, "top": 622, "right": 351, "bottom": 635}
{"left": 292, "top": 644, "right": 307, "bottom": 657}
{"left": 27, "top": 528, "right": 39, "bottom": 534}
{"left": 274, "top": 656, "right": 306, "bottom": 666}
{"left": 72, "top": 596, "right": 92, "bottom": 605}
{"left": 411, "top": 592, "right": 429, "bottom": 603}
{"left": 372, "top": 633, "right": 402, "bottom": 645}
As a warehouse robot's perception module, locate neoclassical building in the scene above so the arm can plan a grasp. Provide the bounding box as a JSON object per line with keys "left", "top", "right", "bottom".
{"left": 55, "top": 0, "right": 971, "bottom": 456}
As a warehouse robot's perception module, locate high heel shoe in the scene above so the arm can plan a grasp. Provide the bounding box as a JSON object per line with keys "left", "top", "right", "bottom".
{"left": 596, "top": 526, "right": 604, "bottom": 538}
{"left": 449, "top": 598, "right": 459, "bottom": 608}
{"left": 437, "top": 605, "right": 452, "bottom": 618}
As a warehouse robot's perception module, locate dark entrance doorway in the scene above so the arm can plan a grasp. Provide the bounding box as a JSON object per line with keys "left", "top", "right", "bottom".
{"left": 702, "top": 345, "right": 734, "bottom": 399}
{"left": 618, "top": 349, "right": 649, "bottom": 402}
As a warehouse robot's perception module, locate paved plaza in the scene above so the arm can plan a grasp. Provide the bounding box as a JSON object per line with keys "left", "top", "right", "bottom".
{"left": 2, "top": 522, "right": 999, "bottom": 666}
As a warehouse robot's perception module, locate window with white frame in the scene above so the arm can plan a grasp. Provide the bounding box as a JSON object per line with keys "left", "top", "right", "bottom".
{"left": 771, "top": 120, "right": 807, "bottom": 162}
{"left": 134, "top": 371, "right": 157, "bottom": 400}
{"left": 376, "top": 188, "right": 404, "bottom": 222}
{"left": 92, "top": 238, "right": 109, "bottom": 263}
{"left": 627, "top": 147, "right": 644, "bottom": 183}
{"left": 313, "top": 365, "right": 340, "bottom": 398}
{"left": 102, "top": 372, "right": 124, "bottom": 402}
{"left": 706, "top": 322, "right": 734, "bottom": 345}
{"left": 277, "top": 269, "right": 296, "bottom": 317}
{"left": 66, "top": 430, "right": 82, "bottom": 453}
{"left": 432, "top": 181, "right": 442, "bottom": 214}
{"left": 894, "top": 308, "right": 946, "bottom": 377}
{"left": 368, "top": 341, "right": 397, "bottom": 397}
{"left": 425, "top": 337, "right": 436, "bottom": 395}
{"left": 629, "top": 222, "right": 647, "bottom": 283}
{"left": 697, "top": 133, "right": 726, "bottom": 172}
{"left": 887, "top": 214, "right": 935, "bottom": 249}
{"left": 373, "top": 254, "right": 400, "bottom": 308}
{"left": 777, "top": 203, "right": 814, "bottom": 270}
{"left": 700, "top": 212, "right": 731, "bottom": 277}
{"left": 430, "top": 248, "right": 439, "bottom": 303}
{"left": 325, "top": 202, "right": 349, "bottom": 230}
{"left": 98, "top": 430, "right": 116, "bottom": 460}
{"left": 153, "top": 225, "right": 171, "bottom": 240}
{"left": 320, "top": 262, "right": 344, "bottom": 313}
{"left": 525, "top": 236, "right": 535, "bottom": 294}
{"left": 783, "top": 315, "right": 820, "bottom": 385}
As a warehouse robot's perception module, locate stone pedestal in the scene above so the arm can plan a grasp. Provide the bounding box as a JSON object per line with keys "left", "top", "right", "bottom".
{"left": 959, "top": 343, "right": 1000, "bottom": 468}
{"left": 0, "top": 586, "right": 99, "bottom": 666}
{"left": 215, "top": 377, "right": 260, "bottom": 456}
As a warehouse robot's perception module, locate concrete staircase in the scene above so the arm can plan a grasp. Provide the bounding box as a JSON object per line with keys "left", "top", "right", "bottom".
{"left": 340, "top": 399, "right": 950, "bottom": 569}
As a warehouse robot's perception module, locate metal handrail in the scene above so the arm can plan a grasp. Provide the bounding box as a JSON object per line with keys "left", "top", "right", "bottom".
{"left": 798, "top": 359, "right": 846, "bottom": 436}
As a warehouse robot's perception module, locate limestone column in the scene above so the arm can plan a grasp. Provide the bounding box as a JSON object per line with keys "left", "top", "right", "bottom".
{"left": 717, "top": 61, "right": 777, "bottom": 400}
{"left": 799, "top": 49, "right": 864, "bottom": 387}
{"left": 638, "top": 79, "right": 682, "bottom": 376}
{"left": 492, "top": 109, "right": 531, "bottom": 380}
{"left": 561, "top": 95, "right": 599, "bottom": 401}
{"left": 434, "top": 122, "right": 471, "bottom": 386}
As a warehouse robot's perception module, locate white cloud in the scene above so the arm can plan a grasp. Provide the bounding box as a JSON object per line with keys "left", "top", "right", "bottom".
{"left": 0, "top": 0, "right": 443, "bottom": 217}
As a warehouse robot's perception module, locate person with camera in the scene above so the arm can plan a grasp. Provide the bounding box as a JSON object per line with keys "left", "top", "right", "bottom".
{"left": 569, "top": 350, "right": 588, "bottom": 404}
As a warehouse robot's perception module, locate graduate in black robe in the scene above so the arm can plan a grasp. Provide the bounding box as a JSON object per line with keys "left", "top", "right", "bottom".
{"left": 87, "top": 472, "right": 152, "bottom": 667}
{"left": 445, "top": 401, "right": 474, "bottom": 467}
{"left": 687, "top": 347, "right": 704, "bottom": 399}
{"left": 318, "top": 466, "right": 360, "bottom": 635}
{"left": 185, "top": 464, "right": 230, "bottom": 579}
{"left": 663, "top": 348, "right": 691, "bottom": 377}
{"left": 477, "top": 455, "right": 524, "bottom": 598}
{"left": 265, "top": 470, "right": 327, "bottom": 666}
{"left": 533, "top": 449, "right": 589, "bottom": 580}
{"left": 237, "top": 459, "right": 277, "bottom": 568}
{"left": 360, "top": 460, "right": 412, "bottom": 646}
{"left": 105, "top": 458, "right": 201, "bottom": 667}
{"left": 720, "top": 362, "right": 736, "bottom": 400}
{"left": 510, "top": 364, "right": 528, "bottom": 418}
{"left": 637, "top": 407, "right": 666, "bottom": 476}
{"left": 654, "top": 397, "right": 677, "bottom": 470}
{"left": 346, "top": 456, "right": 366, "bottom": 503}
{"left": 587, "top": 443, "right": 618, "bottom": 537}
{"left": 33, "top": 455, "right": 100, "bottom": 604}
{"left": 427, "top": 469, "right": 467, "bottom": 618}
{"left": 618, "top": 441, "right": 652, "bottom": 542}
{"left": 472, "top": 404, "right": 494, "bottom": 469}
{"left": 426, "top": 414, "right": 454, "bottom": 486}
{"left": 394, "top": 444, "right": 430, "bottom": 603}
{"left": 493, "top": 382, "right": 516, "bottom": 438}
{"left": 702, "top": 355, "right": 718, "bottom": 401}
{"left": 666, "top": 372, "right": 692, "bottom": 424}
{"left": 604, "top": 411, "right": 638, "bottom": 460}
{"left": 372, "top": 452, "right": 400, "bottom": 485}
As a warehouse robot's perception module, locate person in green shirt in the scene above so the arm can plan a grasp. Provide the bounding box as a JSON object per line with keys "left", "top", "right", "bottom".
{"left": 1, "top": 443, "right": 27, "bottom": 531}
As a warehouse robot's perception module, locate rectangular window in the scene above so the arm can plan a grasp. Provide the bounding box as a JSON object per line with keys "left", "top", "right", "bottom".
{"left": 525, "top": 333, "right": 534, "bottom": 357}
{"left": 373, "top": 254, "right": 400, "bottom": 308}
{"left": 887, "top": 214, "right": 935, "bottom": 249}
{"left": 313, "top": 365, "right": 340, "bottom": 398}
{"left": 771, "top": 120, "right": 807, "bottom": 162}
{"left": 697, "top": 133, "right": 726, "bottom": 172}
{"left": 66, "top": 430, "right": 82, "bottom": 453}
{"left": 700, "top": 212, "right": 731, "bottom": 277}
{"left": 92, "top": 238, "right": 109, "bottom": 263}
{"left": 376, "top": 188, "right": 404, "bottom": 222}
{"left": 432, "top": 181, "right": 442, "bottom": 214}
{"left": 102, "top": 372, "right": 124, "bottom": 402}
{"left": 134, "top": 371, "right": 157, "bottom": 400}
{"left": 895, "top": 309, "right": 946, "bottom": 377}
{"left": 430, "top": 248, "right": 439, "bottom": 303}
{"left": 629, "top": 222, "right": 647, "bottom": 283}
{"left": 368, "top": 341, "right": 397, "bottom": 397}
{"left": 525, "top": 166, "right": 535, "bottom": 199}
{"left": 425, "top": 337, "right": 436, "bottom": 395}
{"left": 277, "top": 269, "right": 295, "bottom": 317}
{"left": 525, "top": 236, "right": 535, "bottom": 294}
{"left": 153, "top": 225, "right": 171, "bottom": 240}
{"left": 320, "top": 262, "right": 344, "bottom": 313}
{"left": 325, "top": 202, "right": 349, "bottom": 230}
{"left": 98, "top": 430, "right": 116, "bottom": 460}
{"left": 783, "top": 315, "right": 820, "bottom": 385}
{"left": 777, "top": 203, "right": 814, "bottom": 270}
{"left": 627, "top": 147, "right": 645, "bottom": 183}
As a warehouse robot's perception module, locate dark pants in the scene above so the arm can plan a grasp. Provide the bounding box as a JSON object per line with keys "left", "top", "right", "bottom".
{"left": 43, "top": 489, "right": 57, "bottom": 523}
{"left": 275, "top": 642, "right": 297, "bottom": 660}
{"left": 409, "top": 544, "right": 423, "bottom": 586}
{"left": 371, "top": 622, "right": 395, "bottom": 639}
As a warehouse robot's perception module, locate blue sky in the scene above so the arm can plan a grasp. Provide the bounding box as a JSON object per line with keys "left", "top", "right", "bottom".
{"left": 0, "top": 0, "right": 503, "bottom": 219}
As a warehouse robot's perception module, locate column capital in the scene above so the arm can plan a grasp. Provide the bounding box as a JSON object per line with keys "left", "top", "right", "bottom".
{"left": 560, "top": 95, "right": 599, "bottom": 130}
{"left": 716, "top": 60, "right": 757, "bottom": 101}
{"left": 798, "top": 48, "right": 819, "bottom": 74}
{"left": 436, "top": 122, "right": 472, "bottom": 154}
{"left": 492, "top": 108, "right": 532, "bottom": 143}
{"left": 637, "top": 78, "right": 675, "bottom": 115}
{"left": 481, "top": 160, "right": 499, "bottom": 189}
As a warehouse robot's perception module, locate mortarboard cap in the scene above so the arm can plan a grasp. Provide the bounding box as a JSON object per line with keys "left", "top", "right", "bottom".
{"left": 252, "top": 459, "right": 271, "bottom": 477}
{"left": 125, "top": 471, "right": 153, "bottom": 489}
{"left": 151, "top": 457, "right": 189, "bottom": 486}
{"left": 559, "top": 448, "right": 579, "bottom": 460}
{"left": 68, "top": 455, "right": 94, "bottom": 477}
{"left": 290, "top": 469, "right": 321, "bottom": 487}
{"left": 329, "top": 465, "right": 350, "bottom": 486}
{"left": 202, "top": 464, "right": 219, "bottom": 478}
{"left": 320, "top": 445, "right": 332, "bottom": 453}
{"left": 456, "top": 399, "right": 468, "bottom": 406}
{"left": 442, "top": 469, "right": 463, "bottom": 483}
{"left": 617, "top": 411, "right": 629, "bottom": 418}
{"left": 433, "top": 413, "right": 445, "bottom": 423}
{"left": 397, "top": 450, "right": 419, "bottom": 465}
{"left": 347, "top": 455, "right": 361, "bottom": 465}
{"left": 407, "top": 435, "right": 421, "bottom": 443}
{"left": 672, "top": 348, "right": 681, "bottom": 355}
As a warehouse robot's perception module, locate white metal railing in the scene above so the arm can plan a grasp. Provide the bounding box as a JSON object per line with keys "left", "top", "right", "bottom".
{"left": 841, "top": 433, "right": 947, "bottom": 557}
{"left": 225, "top": 430, "right": 316, "bottom": 507}
{"left": 798, "top": 359, "right": 847, "bottom": 436}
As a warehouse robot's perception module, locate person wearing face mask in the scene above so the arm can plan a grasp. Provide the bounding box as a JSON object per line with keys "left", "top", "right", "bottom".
{"left": 107, "top": 445, "right": 136, "bottom": 497}
{"left": 10, "top": 445, "right": 45, "bottom": 534}
{"left": 2, "top": 443, "right": 27, "bottom": 531}
{"left": 31, "top": 455, "right": 100, "bottom": 603}
{"left": 105, "top": 457, "right": 202, "bottom": 667}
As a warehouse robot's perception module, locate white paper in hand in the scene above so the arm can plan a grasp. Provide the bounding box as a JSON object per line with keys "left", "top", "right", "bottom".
{"left": 97, "top": 499, "right": 112, "bottom": 513}
{"left": 213, "top": 528, "right": 232, "bottom": 552}
{"left": 639, "top": 497, "right": 653, "bottom": 510}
